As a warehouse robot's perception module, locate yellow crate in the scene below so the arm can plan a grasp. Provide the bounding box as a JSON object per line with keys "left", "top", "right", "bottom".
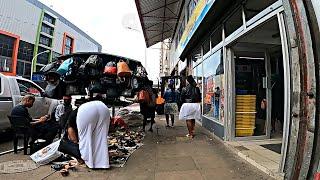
{"left": 236, "top": 99, "right": 256, "bottom": 103}
{"left": 236, "top": 108, "right": 256, "bottom": 112}
{"left": 236, "top": 95, "right": 256, "bottom": 98}
{"left": 236, "top": 128, "right": 255, "bottom": 137}
{"left": 236, "top": 114, "right": 256, "bottom": 119}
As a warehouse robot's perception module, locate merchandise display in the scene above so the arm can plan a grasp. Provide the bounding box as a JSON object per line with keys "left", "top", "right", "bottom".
{"left": 108, "top": 130, "right": 145, "bottom": 167}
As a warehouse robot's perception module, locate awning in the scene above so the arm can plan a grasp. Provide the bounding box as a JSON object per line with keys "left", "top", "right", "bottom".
{"left": 135, "top": 0, "right": 183, "bottom": 47}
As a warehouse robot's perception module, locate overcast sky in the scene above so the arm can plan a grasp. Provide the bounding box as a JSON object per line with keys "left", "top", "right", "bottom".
{"left": 39, "top": 0, "right": 160, "bottom": 82}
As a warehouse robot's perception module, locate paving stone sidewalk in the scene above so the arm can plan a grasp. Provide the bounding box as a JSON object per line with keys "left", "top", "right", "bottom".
{"left": 0, "top": 115, "right": 273, "bottom": 180}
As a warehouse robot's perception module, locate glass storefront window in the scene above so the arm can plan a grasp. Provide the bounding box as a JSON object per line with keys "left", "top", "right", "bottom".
{"left": 224, "top": 7, "right": 243, "bottom": 37}
{"left": 193, "top": 63, "right": 203, "bottom": 90}
{"left": 211, "top": 26, "right": 222, "bottom": 49}
{"left": 202, "top": 49, "right": 225, "bottom": 124}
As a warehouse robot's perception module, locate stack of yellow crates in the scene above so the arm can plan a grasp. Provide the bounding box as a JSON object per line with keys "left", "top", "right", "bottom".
{"left": 235, "top": 95, "right": 256, "bottom": 136}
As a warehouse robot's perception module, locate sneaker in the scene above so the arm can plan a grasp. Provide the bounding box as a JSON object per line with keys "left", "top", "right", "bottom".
{"left": 166, "top": 125, "right": 170, "bottom": 128}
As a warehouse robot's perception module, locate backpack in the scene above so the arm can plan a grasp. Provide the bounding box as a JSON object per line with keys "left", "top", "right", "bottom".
{"left": 185, "top": 85, "right": 201, "bottom": 103}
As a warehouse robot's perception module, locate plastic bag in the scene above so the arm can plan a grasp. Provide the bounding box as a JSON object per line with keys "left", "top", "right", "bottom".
{"left": 30, "top": 140, "right": 62, "bottom": 165}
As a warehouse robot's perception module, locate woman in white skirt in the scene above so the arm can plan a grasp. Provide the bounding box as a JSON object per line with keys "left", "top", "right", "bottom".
{"left": 179, "top": 75, "right": 201, "bottom": 138}
{"left": 76, "top": 100, "right": 110, "bottom": 168}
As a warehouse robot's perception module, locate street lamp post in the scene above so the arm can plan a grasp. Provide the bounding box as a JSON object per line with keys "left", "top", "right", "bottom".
{"left": 125, "top": 26, "right": 147, "bottom": 68}
{"left": 30, "top": 50, "right": 50, "bottom": 80}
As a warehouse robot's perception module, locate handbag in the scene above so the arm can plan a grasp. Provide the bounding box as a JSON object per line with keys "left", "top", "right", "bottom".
{"left": 117, "top": 60, "right": 132, "bottom": 77}
{"left": 104, "top": 61, "right": 117, "bottom": 75}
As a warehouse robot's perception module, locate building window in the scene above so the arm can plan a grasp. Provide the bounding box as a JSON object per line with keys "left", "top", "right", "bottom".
{"left": 224, "top": 7, "right": 243, "bottom": 37}
{"left": 62, "top": 33, "right": 74, "bottom": 55}
{"left": 43, "top": 13, "right": 55, "bottom": 25}
{"left": 52, "top": 52, "right": 61, "bottom": 61}
{"left": 39, "top": 35, "right": 51, "bottom": 47}
{"left": 37, "top": 47, "right": 50, "bottom": 65}
{"left": 41, "top": 24, "right": 54, "bottom": 36}
{"left": 0, "top": 31, "right": 19, "bottom": 75}
{"left": 244, "top": 0, "right": 278, "bottom": 21}
{"left": 18, "top": 41, "right": 34, "bottom": 62}
{"left": 0, "top": 34, "right": 15, "bottom": 58}
{"left": 202, "top": 49, "right": 224, "bottom": 124}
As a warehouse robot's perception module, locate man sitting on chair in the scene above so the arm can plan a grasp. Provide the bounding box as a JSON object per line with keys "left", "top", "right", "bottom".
{"left": 10, "top": 95, "right": 58, "bottom": 147}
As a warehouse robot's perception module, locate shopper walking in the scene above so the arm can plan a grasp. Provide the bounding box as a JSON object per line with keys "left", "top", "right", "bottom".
{"left": 179, "top": 75, "right": 201, "bottom": 138}
{"left": 163, "top": 84, "right": 178, "bottom": 127}
{"left": 139, "top": 81, "right": 156, "bottom": 132}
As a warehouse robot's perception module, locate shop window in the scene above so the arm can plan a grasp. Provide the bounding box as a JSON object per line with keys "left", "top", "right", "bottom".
{"left": 211, "top": 27, "right": 222, "bottom": 49}
{"left": 202, "top": 38, "right": 210, "bottom": 57}
{"left": 37, "top": 47, "right": 50, "bottom": 65}
{"left": 193, "top": 63, "right": 203, "bottom": 91}
{"left": 41, "top": 24, "right": 54, "bottom": 36}
{"left": 43, "top": 13, "right": 55, "bottom": 25}
{"left": 39, "top": 35, "right": 51, "bottom": 47}
{"left": 244, "top": 0, "right": 278, "bottom": 21}
{"left": 191, "top": 47, "right": 201, "bottom": 62}
{"left": 224, "top": 7, "right": 243, "bottom": 37}
{"left": 202, "top": 49, "right": 225, "bottom": 124}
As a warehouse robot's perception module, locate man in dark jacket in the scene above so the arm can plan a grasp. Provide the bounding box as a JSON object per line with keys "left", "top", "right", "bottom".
{"left": 11, "top": 95, "right": 58, "bottom": 147}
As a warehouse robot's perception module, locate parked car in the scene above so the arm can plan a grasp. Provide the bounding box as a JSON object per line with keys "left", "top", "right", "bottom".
{"left": 0, "top": 73, "right": 59, "bottom": 133}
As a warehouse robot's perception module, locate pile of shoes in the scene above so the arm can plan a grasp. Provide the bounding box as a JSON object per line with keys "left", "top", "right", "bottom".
{"left": 116, "top": 109, "right": 143, "bottom": 127}
{"left": 108, "top": 130, "right": 145, "bottom": 167}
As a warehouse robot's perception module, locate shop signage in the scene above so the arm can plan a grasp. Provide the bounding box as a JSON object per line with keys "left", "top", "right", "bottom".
{"left": 177, "top": 0, "right": 215, "bottom": 56}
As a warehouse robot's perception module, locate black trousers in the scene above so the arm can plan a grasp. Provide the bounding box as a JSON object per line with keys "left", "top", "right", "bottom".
{"left": 30, "top": 122, "right": 59, "bottom": 145}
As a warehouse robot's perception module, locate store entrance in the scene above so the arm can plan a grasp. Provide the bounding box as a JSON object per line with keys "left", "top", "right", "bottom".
{"left": 233, "top": 50, "right": 284, "bottom": 140}
{"left": 231, "top": 17, "right": 285, "bottom": 140}
{"left": 226, "top": 15, "right": 290, "bottom": 173}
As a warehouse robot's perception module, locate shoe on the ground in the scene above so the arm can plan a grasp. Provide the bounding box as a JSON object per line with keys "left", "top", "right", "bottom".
{"left": 166, "top": 125, "right": 170, "bottom": 128}
{"left": 148, "top": 128, "right": 153, "bottom": 132}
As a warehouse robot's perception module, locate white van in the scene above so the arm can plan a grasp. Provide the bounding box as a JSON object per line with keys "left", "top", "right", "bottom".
{"left": 0, "top": 73, "right": 59, "bottom": 133}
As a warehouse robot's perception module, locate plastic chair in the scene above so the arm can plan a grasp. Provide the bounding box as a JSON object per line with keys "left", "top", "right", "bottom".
{"left": 7, "top": 115, "right": 30, "bottom": 155}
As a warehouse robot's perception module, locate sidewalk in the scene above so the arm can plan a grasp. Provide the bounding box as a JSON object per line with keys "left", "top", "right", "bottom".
{"left": 0, "top": 115, "right": 272, "bottom": 180}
